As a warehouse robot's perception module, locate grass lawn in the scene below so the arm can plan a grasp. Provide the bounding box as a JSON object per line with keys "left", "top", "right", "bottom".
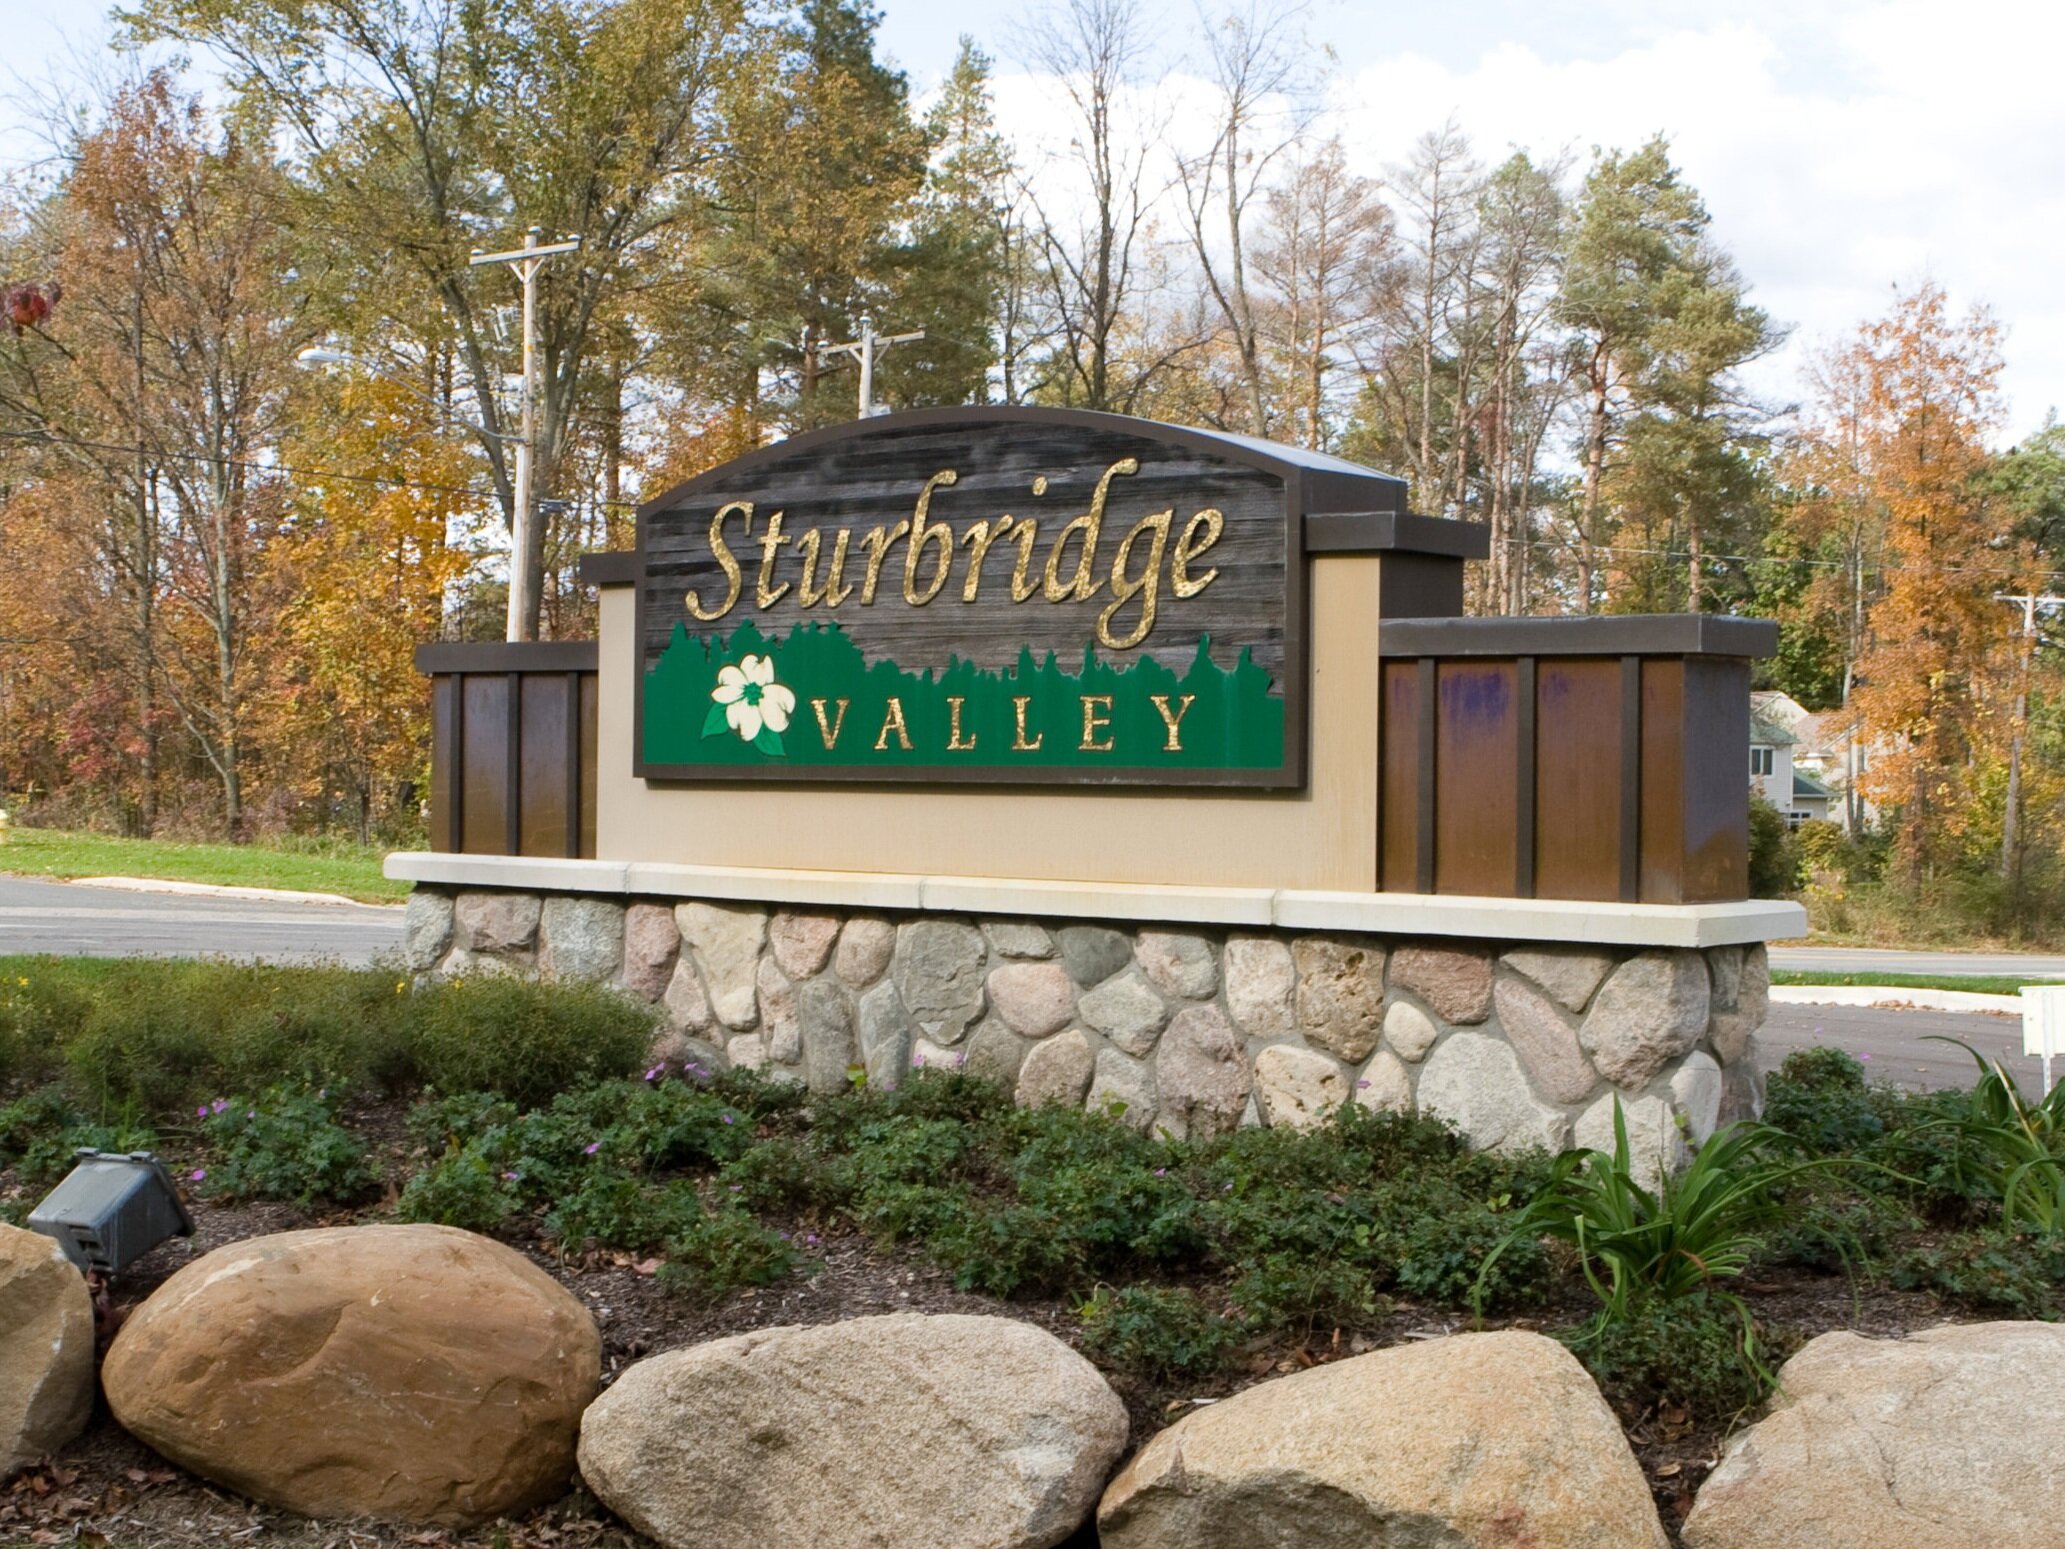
{"left": 1771, "top": 969, "right": 2065, "bottom": 995}
{"left": 0, "top": 826, "right": 409, "bottom": 903}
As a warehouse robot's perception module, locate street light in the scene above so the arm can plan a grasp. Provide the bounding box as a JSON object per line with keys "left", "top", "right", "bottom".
{"left": 470, "top": 228, "right": 582, "bottom": 642}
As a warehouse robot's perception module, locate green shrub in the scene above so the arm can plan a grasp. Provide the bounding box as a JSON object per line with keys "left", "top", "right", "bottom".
{"left": 1764, "top": 1048, "right": 1886, "bottom": 1154}
{"left": 1394, "top": 1201, "right": 1546, "bottom": 1311}
{"left": 1227, "top": 1253, "right": 1385, "bottom": 1336}
{"left": 661, "top": 1206, "right": 801, "bottom": 1300}
{"left": 194, "top": 1085, "right": 375, "bottom": 1206}
{"left": 1889, "top": 1228, "right": 2065, "bottom": 1317}
{"left": 1079, "top": 1284, "right": 1241, "bottom": 1380}
{"left": 545, "top": 1173, "right": 704, "bottom": 1253}
{"left": 395, "top": 1142, "right": 516, "bottom": 1234}
{"left": 402, "top": 978, "right": 651, "bottom": 1105}
{"left": 0, "top": 1086, "right": 156, "bottom": 1190}
{"left": 1574, "top": 1292, "right": 1791, "bottom": 1419}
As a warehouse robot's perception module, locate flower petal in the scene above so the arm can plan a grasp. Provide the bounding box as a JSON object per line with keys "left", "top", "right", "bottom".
{"left": 760, "top": 695, "right": 791, "bottom": 734}
{"left": 716, "top": 663, "right": 746, "bottom": 691}
{"left": 727, "top": 699, "right": 763, "bottom": 741}
{"left": 744, "top": 654, "right": 774, "bottom": 686}
{"left": 712, "top": 680, "right": 744, "bottom": 704}
{"left": 763, "top": 683, "right": 796, "bottom": 716}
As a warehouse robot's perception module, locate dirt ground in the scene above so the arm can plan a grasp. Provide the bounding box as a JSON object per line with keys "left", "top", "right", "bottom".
{"left": 0, "top": 1179, "right": 1971, "bottom": 1549}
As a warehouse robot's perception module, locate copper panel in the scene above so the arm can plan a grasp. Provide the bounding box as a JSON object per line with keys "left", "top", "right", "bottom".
{"left": 1435, "top": 661, "right": 1518, "bottom": 896}
{"left": 519, "top": 673, "right": 573, "bottom": 858}
{"left": 429, "top": 675, "right": 458, "bottom": 853}
{"left": 1533, "top": 658, "right": 1624, "bottom": 901}
{"left": 459, "top": 675, "right": 512, "bottom": 855}
{"left": 579, "top": 672, "right": 600, "bottom": 859}
{"left": 1680, "top": 657, "right": 1750, "bottom": 900}
{"left": 1639, "top": 659, "right": 1687, "bottom": 903}
{"left": 1379, "top": 661, "right": 1421, "bottom": 891}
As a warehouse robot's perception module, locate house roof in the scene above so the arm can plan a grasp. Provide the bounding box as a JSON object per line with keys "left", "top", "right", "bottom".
{"left": 1793, "top": 769, "right": 1836, "bottom": 801}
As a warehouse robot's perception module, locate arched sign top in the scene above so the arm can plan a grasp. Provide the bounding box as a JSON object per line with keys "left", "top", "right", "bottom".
{"left": 625, "top": 407, "right": 1431, "bottom": 789}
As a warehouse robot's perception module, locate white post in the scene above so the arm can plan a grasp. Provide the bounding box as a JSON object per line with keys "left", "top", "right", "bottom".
{"left": 471, "top": 227, "right": 580, "bottom": 642}
{"left": 816, "top": 315, "right": 925, "bottom": 419}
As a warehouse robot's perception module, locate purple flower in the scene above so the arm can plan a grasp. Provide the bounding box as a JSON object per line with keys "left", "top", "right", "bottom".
{"left": 728, "top": 1184, "right": 742, "bottom": 1193}
{"left": 1356, "top": 1079, "right": 1371, "bottom": 1089}
{"left": 584, "top": 1141, "right": 601, "bottom": 1155}
{"left": 196, "top": 1105, "right": 208, "bottom": 1119}
{"left": 210, "top": 1099, "right": 229, "bottom": 1115}
{"left": 644, "top": 1064, "right": 664, "bottom": 1082}
{"left": 1860, "top": 1052, "right": 1873, "bottom": 1061}
{"left": 1153, "top": 1167, "right": 1167, "bottom": 1177}
{"left": 721, "top": 1112, "right": 736, "bottom": 1125}
{"left": 805, "top": 1233, "right": 821, "bottom": 1246}
{"left": 502, "top": 1171, "right": 520, "bottom": 1182}
{"left": 189, "top": 1168, "right": 205, "bottom": 1183}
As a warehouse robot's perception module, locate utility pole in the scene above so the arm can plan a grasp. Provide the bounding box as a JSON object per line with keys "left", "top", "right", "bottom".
{"left": 814, "top": 315, "right": 924, "bottom": 419}
{"left": 471, "top": 227, "right": 581, "bottom": 641}
{"left": 1993, "top": 592, "right": 2063, "bottom": 894}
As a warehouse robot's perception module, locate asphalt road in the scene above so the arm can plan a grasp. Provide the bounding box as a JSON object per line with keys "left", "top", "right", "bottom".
{"left": 0, "top": 875, "right": 404, "bottom": 965}
{"left": 3, "top": 873, "right": 2059, "bottom": 1094}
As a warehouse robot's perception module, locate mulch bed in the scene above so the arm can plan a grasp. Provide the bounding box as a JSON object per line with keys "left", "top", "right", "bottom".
{"left": 1, "top": 1125, "right": 1970, "bottom": 1549}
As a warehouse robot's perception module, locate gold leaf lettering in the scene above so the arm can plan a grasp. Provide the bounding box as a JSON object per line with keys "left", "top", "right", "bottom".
{"left": 1012, "top": 696, "right": 1044, "bottom": 752}
{"left": 685, "top": 500, "right": 748, "bottom": 622}
{"left": 1150, "top": 693, "right": 1196, "bottom": 752}
{"left": 1171, "top": 507, "right": 1224, "bottom": 598}
{"left": 1079, "top": 694, "right": 1114, "bottom": 753}
{"left": 874, "top": 697, "right": 913, "bottom": 751}
{"left": 811, "top": 697, "right": 851, "bottom": 749}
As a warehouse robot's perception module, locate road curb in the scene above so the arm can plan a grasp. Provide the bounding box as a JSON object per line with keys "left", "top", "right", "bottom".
{"left": 1770, "top": 984, "right": 2022, "bottom": 1016}
{"left": 65, "top": 876, "right": 400, "bottom": 910}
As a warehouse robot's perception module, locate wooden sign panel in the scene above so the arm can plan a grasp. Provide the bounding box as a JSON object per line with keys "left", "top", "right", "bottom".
{"left": 633, "top": 409, "right": 1388, "bottom": 787}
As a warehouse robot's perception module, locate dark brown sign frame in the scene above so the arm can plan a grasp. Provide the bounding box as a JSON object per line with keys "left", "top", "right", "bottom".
{"left": 624, "top": 407, "right": 1415, "bottom": 790}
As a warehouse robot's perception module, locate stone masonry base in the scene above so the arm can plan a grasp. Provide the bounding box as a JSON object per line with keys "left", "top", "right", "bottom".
{"left": 403, "top": 887, "right": 1767, "bottom": 1173}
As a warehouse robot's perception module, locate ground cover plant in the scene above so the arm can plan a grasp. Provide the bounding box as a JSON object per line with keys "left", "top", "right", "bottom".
{"left": 1770, "top": 969, "right": 2065, "bottom": 994}
{"left": 2, "top": 960, "right": 2059, "bottom": 1548}
{"left": 0, "top": 827, "right": 407, "bottom": 901}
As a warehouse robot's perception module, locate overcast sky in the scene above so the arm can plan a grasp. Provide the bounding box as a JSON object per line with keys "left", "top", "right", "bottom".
{"left": 4, "top": 0, "right": 2058, "bottom": 442}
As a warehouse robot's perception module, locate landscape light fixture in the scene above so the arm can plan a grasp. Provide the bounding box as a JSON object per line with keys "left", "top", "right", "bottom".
{"left": 29, "top": 1150, "right": 194, "bottom": 1275}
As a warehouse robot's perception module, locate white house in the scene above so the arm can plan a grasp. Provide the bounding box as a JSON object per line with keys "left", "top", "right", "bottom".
{"left": 1751, "top": 691, "right": 1840, "bottom": 827}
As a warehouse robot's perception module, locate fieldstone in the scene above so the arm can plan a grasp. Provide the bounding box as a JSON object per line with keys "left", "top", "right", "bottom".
{"left": 540, "top": 896, "right": 625, "bottom": 983}
{"left": 440, "top": 947, "right": 522, "bottom": 979}
{"left": 892, "top": 919, "right": 989, "bottom": 1045}
{"left": 757, "top": 958, "right": 802, "bottom": 1064}
{"left": 1099, "top": 1330, "right": 1667, "bottom": 1549}
{"left": 1391, "top": 943, "right": 1493, "bottom": 1025}
{"left": 1381, "top": 997, "right": 1440, "bottom": 1063}
{"left": 1417, "top": 1032, "right": 1570, "bottom": 1155}
{"left": 799, "top": 979, "right": 856, "bottom": 1095}
{"left": 728, "top": 1033, "right": 770, "bottom": 1070}
{"left": 768, "top": 911, "right": 841, "bottom": 980}
{"left": 1683, "top": 1323, "right": 2065, "bottom": 1549}
{"left": 403, "top": 891, "right": 454, "bottom": 972}
{"left": 454, "top": 890, "right": 541, "bottom": 953}
{"left": 1, "top": 1223, "right": 93, "bottom": 1478}
{"left": 913, "top": 1037, "right": 967, "bottom": 1073}
{"left": 621, "top": 903, "right": 681, "bottom": 1002}
{"left": 1057, "top": 925, "right": 1132, "bottom": 988}
{"left": 982, "top": 920, "right": 1057, "bottom": 960}
{"left": 1077, "top": 970, "right": 1170, "bottom": 1055}
{"left": 1293, "top": 936, "right": 1387, "bottom": 1062}
{"left": 1135, "top": 931, "right": 1218, "bottom": 1000}
{"left": 1223, "top": 935, "right": 1295, "bottom": 1039}
{"left": 1086, "top": 1049, "right": 1157, "bottom": 1132}
{"left": 676, "top": 902, "right": 768, "bottom": 1031}
{"left": 987, "top": 961, "right": 1077, "bottom": 1038}
{"left": 102, "top": 1225, "right": 599, "bottom": 1526}
{"left": 1574, "top": 1093, "right": 1691, "bottom": 1189}
{"left": 1582, "top": 950, "right": 1712, "bottom": 1090}
{"left": 662, "top": 957, "right": 715, "bottom": 1034}
{"left": 645, "top": 1031, "right": 730, "bottom": 1078}
{"left": 1017, "top": 1029, "right": 1095, "bottom": 1109}
{"left": 1494, "top": 974, "right": 1601, "bottom": 1104}
{"left": 1672, "top": 1050, "right": 1725, "bottom": 1146}
{"left": 964, "top": 1020, "right": 1030, "bottom": 1088}
{"left": 834, "top": 916, "right": 896, "bottom": 988}
{"left": 1707, "top": 945, "right": 1745, "bottom": 1008}
{"left": 1718, "top": 1058, "right": 1764, "bottom": 1125}
{"left": 858, "top": 981, "right": 914, "bottom": 1091}
{"left": 1356, "top": 1049, "right": 1411, "bottom": 1114}
{"left": 1253, "top": 1044, "right": 1349, "bottom": 1131}
{"left": 1709, "top": 945, "right": 1770, "bottom": 1065}
{"left": 1502, "top": 945, "right": 1616, "bottom": 1013}
{"left": 1156, "top": 1005, "right": 1251, "bottom": 1140}
{"left": 579, "top": 1314, "right": 1127, "bottom": 1549}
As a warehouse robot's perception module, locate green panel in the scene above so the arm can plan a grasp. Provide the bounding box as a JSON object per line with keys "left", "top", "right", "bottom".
{"left": 643, "top": 620, "right": 1283, "bottom": 773}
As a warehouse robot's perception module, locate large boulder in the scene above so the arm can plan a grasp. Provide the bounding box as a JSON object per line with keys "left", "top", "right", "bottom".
{"left": 1100, "top": 1330, "right": 1666, "bottom": 1549}
{"left": 102, "top": 1224, "right": 599, "bottom": 1525}
{"left": 1684, "top": 1322, "right": 2065, "bottom": 1549}
{"left": 579, "top": 1313, "right": 1127, "bottom": 1549}
{"left": 0, "top": 1223, "right": 94, "bottom": 1477}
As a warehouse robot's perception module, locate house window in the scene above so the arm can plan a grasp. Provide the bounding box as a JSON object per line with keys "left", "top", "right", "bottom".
{"left": 1787, "top": 810, "right": 1809, "bottom": 828}
{"left": 1750, "top": 746, "right": 1775, "bottom": 776}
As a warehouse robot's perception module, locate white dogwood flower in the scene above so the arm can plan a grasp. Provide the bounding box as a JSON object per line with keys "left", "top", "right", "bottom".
{"left": 710, "top": 654, "right": 795, "bottom": 743}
